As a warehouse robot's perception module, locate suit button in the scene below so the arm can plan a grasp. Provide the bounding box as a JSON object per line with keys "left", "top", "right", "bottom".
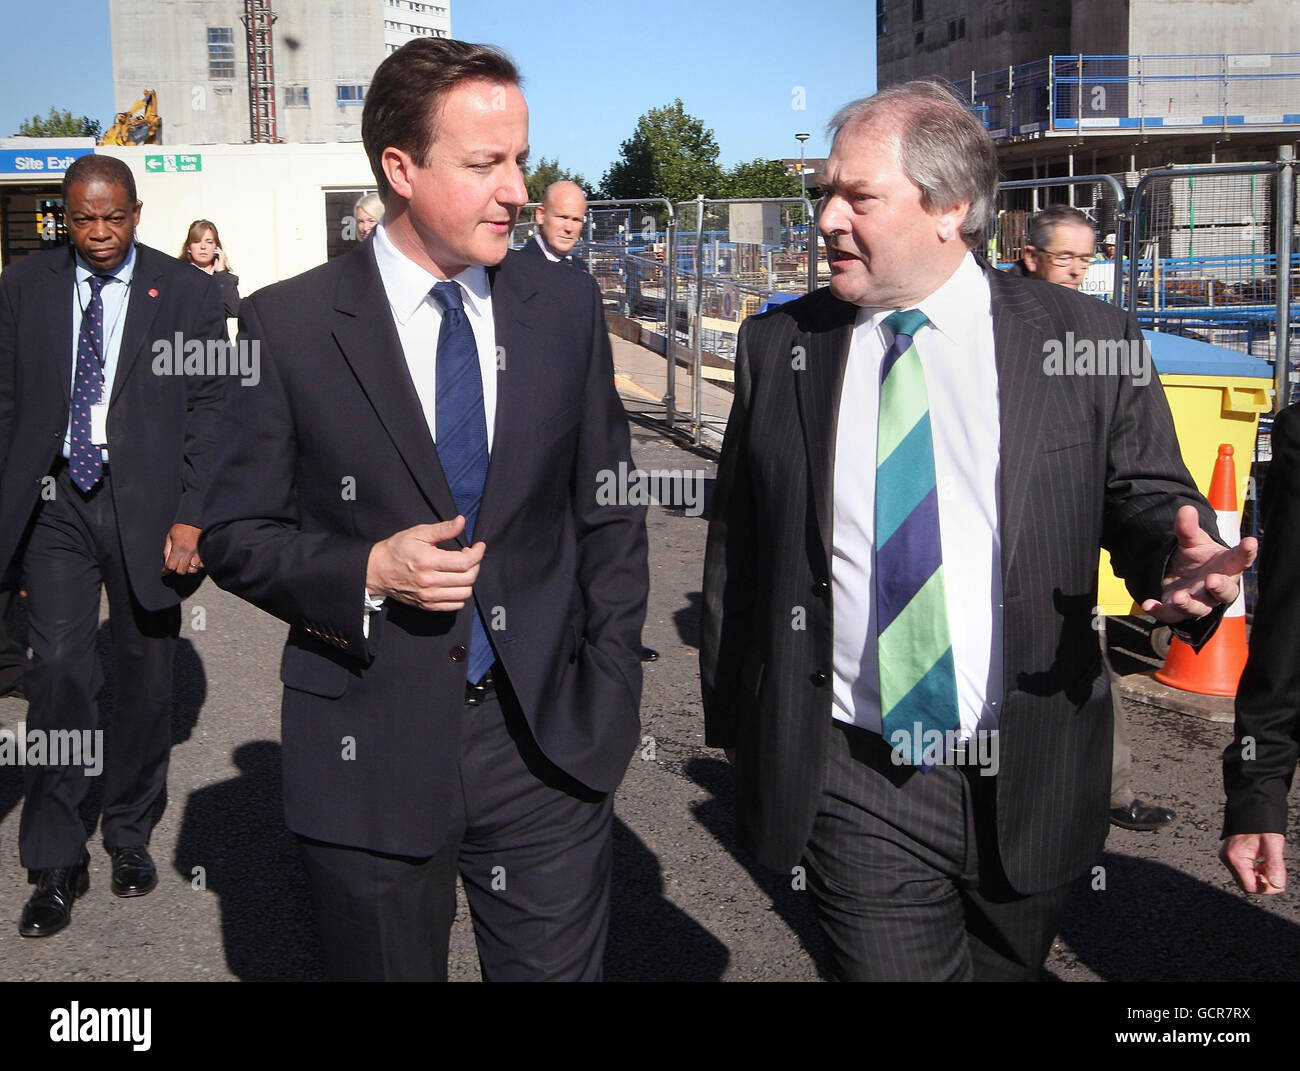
{"left": 450, "top": 644, "right": 467, "bottom": 662}
{"left": 811, "top": 671, "right": 828, "bottom": 687}
{"left": 812, "top": 579, "right": 829, "bottom": 596}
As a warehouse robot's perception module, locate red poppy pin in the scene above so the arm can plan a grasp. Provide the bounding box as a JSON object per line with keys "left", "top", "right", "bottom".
{"left": 148, "top": 288, "right": 159, "bottom": 298}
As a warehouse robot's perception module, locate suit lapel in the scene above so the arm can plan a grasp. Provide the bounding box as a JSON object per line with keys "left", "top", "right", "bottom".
{"left": 330, "top": 243, "right": 462, "bottom": 530}
{"left": 109, "top": 244, "right": 163, "bottom": 406}
{"left": 793, "top": 293, "right": 857, "bottom": 568}
{"left": 988, "top": 267, "right": 1053, "bottom": 570}
{"left": 41, "top": 250, "right": 78, "bottom": 409}
{"left": 474, "top": 257, "right": 535, "bottom": 544}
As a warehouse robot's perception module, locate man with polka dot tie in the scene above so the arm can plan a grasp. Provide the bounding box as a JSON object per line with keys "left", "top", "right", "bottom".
{"left": 0, "top": 154, "right": 229, "bottom": 938}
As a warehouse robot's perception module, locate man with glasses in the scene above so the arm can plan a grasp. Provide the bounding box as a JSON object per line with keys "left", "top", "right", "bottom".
{"left": 1020, "top": 205, "right": 1098, "bottom": 290}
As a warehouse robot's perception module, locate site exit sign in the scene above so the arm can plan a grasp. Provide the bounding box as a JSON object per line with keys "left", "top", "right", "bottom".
{"left": 144, "top": 154, "right": 202, "bottom": 173}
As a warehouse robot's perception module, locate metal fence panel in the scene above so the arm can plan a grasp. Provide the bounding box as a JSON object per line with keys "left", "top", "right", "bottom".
{"left": 514, "top": 197, "right": 680, "bottom": 422}
{"left": 992, "top": 175, "right": 1126, "bottom": 304}
{"left": 671, "top": 197, "right": 817, "bottom": 443}
{"left": 1128, "top": 165, "right": 1296, "bottom": 367}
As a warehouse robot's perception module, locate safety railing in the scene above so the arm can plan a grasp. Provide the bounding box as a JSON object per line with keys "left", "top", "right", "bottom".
{"left": 959, "top": 53, "right": 1300, "bottom": 141}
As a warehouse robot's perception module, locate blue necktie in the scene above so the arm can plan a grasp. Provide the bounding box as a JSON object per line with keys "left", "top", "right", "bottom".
{"left": 432, "top": 281, "right": 494, "bottom": 684}
{"left": 70, "top": 274, "right": 111, "bottom": 492}
{"left": 876, "top": 309, "right": 959, "bottom": 766}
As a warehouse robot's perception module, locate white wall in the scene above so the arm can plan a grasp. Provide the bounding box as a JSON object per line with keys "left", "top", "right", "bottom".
{"left": 1128, "top": 0, "right": 1300, "bottom": 56}
{"left": 98, "top": 142, "right": 376, "bottom": 299}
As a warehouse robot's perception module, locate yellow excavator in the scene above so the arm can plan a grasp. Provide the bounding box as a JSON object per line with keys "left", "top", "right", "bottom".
{"left": 99, "top": 90, "right": 161, "bottom": 146}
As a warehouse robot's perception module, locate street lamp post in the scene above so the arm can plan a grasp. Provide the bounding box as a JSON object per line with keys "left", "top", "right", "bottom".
{"left": 795, "top": 132, "right": 811, "bottom": 265}
{"left": 795, "top": 132, "right": 810, "bottom": 220}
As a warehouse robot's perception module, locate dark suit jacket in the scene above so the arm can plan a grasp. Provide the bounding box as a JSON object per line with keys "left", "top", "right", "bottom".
{"left": 519, "top": 235, "right": 588, "bottom": 273}
{"left": 1224, "top": 403, "right": 1300, "bottom": 835}
{"left": 0, "top": 243, "right": 228, "bottom": 610}
{"left": 199, "top": 242, "right": 647, "bottom": 857}
{"left": 700, "top": 264, "right": 1221, "bottom": 894}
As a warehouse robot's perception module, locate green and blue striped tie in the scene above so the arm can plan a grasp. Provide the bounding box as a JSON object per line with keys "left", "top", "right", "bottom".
{"left": 875, "top": 309, "right": 959, "bottom": 765}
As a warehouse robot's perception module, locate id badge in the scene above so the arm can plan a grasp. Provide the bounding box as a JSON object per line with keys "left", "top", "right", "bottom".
{"left": 89, "top": 402, "right": 109, "bottom": 446}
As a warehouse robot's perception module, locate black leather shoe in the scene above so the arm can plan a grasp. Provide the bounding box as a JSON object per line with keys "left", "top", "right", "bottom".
{"left": 109, "top": 845, "right": 158, "bottom": 897}
{"left": 640, "top": 646, "right": 660, "bottom": 663}
{"left": 1109, "top": 798, "right": 1176, "bottom": 831}
{"left": 18, "top": 850, "right": 90, "bottom": 937}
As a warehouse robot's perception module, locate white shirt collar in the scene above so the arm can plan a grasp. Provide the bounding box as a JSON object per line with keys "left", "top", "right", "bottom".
{"left": 372, "top": 221, "right": 491, "bottom": 325}
{"left": 854, "top": 251, "right": 990, "bottom": 343}
{"left": 533, "top": 233, "right": 562, "bottom": 262}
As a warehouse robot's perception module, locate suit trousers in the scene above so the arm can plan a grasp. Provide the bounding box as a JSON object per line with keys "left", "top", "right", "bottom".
{"left": 19, "top": 461, "right": 179, "bottom": 870}
{"left": 801, "top": 722, "right": 1073, "bottom": 981}
{"left": 0, "top": 577, "right": 26, "bottom": 694}
{"left": 297, "top": 669, "right": 613, "bottom": 981}
{"left": 1099, "top": 618, "right": 1135, "bottom": 806}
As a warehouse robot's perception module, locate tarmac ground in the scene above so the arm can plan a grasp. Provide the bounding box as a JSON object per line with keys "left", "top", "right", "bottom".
{"left": 0, "top": 333, "right": 1296, "bottom": 986}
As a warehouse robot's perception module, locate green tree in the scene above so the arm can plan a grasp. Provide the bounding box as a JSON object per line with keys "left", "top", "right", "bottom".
{"left": 600, "top": 100, "right": 723, "bottom": 205}
{"left": 17, "top": 107, "right": 101, "bottom": 139}
{"left": 525, "top": 157, "right": 594, "bottom": 203}
{"left": 718, "top": 158, "right": 802, "bottom": 200}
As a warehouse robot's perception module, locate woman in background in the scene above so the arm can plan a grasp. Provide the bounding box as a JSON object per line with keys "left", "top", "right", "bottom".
{"left": 354, "top": 193, "right": 383, "bottom": 241}
{"left": 180, "top": 219, "right": 240, "bottom": 318}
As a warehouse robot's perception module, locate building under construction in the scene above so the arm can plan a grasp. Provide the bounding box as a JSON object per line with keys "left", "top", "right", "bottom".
{"left": 107, "top": 0, "right": 450, "bottom": 146}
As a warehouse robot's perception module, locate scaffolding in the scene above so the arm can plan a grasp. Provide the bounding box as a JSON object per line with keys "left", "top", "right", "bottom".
{"left": 241, "top": 0, "right": 281, "bottom": 144}
{"left": 957, "top": 53, "right": 1300, "bottom": 141}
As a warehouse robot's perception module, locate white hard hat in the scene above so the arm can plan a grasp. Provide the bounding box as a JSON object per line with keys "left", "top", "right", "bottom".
{"left": 1103, "top": 233, "right": 1116, "bottom": 245}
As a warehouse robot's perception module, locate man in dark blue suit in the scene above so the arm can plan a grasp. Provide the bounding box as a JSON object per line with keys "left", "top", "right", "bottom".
{"left": 0, "top": 154, "right": 228, "bottom": 936}
{"left": 199, "top": 39, "right": 648, "bottom": 981}
{"left": 521, "top": 180, "right": 589, "bottom": 271}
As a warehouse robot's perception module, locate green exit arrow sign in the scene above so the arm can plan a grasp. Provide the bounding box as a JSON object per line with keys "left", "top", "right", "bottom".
{"left": 144, "top": 154, "right": 202, "bottom": 173}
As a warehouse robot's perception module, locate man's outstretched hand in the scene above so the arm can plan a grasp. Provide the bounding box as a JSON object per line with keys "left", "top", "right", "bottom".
{"left": 1140, "top": 505, "right": 1257, "bottom": 623}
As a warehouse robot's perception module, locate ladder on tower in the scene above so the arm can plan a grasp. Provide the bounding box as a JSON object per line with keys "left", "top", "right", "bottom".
{"left": 241, "top": 0, "right": 281, "bottom": 143}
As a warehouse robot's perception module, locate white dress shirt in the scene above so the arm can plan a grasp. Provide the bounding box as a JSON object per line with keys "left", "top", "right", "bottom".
{"left": 66, "top": 243, "right": 136, "bottom": 462}
{"left": 830, "top": 251, "right": 1005, "bottom": 739}
{"left": 371, "top": 222, "right": 498, "bottom": 449}
{"left": 362, "top": 223, "right": 500, "bottom": 624}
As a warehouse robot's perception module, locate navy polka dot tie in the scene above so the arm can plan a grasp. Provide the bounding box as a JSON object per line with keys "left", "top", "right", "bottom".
{"left": 70, "top": 274, "right": 112, "bottom": 492}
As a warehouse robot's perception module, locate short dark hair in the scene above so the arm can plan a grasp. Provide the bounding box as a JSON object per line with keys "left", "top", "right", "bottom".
{"left": 827, "top": 79, "right": 999, "bottom": 248}
{"left": 62, "top": 154, "right": 137, "bottom": 204}
{"left": 362, "top": 38, "right": 521, "bottom": 202}
{"left": 1027, "top": 204, "right": 1095, "bottom": 250}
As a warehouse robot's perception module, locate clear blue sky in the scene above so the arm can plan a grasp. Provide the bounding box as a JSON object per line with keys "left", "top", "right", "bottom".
{"left": 0, "top": 1, "right": 876, "bottom": 182}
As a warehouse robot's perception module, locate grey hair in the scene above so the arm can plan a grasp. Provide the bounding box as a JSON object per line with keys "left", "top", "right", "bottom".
{"left": 1027, "top": 203, "right": 1095, "bottom": 250}
{"left": 827, "top": 79, "right": 999, "bottom": 248}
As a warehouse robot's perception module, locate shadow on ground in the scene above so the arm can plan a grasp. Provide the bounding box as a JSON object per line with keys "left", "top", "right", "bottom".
{"left": 173, "top": 740, "right": 322, "bottom": 981}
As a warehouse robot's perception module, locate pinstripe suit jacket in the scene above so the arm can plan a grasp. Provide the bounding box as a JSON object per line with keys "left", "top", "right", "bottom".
{"left": 701, "top": 263, "right": 1221, "bottom": 893}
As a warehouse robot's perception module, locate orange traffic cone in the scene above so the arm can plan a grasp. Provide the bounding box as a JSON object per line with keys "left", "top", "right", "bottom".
{"left": 1154, "top": 443, "right": 1250, "bottom": 697}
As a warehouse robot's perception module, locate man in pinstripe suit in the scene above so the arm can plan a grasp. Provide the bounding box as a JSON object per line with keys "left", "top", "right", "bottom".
{"left": 700, "top": 81, "right": 1256, "bottom": 981}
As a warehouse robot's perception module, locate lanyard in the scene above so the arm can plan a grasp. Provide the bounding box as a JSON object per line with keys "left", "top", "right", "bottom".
{"left": 76, "top": 271, "right": 132, "bottom": 372}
